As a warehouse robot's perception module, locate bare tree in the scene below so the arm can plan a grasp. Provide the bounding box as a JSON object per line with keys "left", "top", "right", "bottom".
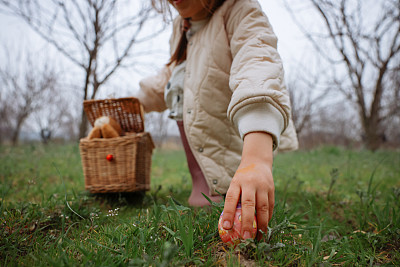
{"left": 284, "top": 0, "right": 400, "bottom": 150}
{"left": 289, "top": 89, "right": 310, "bottom": 136}
{"left": 0, "top": 51, "right": 58, "bottom": 145}
{"left": 33, "top": 92, "right": 74, "bottom": 144}
{"left": 0, "top": 89, "right": 10, "bottom": 144}
{"left": 0, "top": 0, "right": 165, "bottom": 139}
{"left": 144, "top": 111, "right": 175, "bottom": 147}
{"left": 381, "top": 68, "right": 400, "bottom": 146}
{"left": 285, "top": 56, "right": 332, "bottom": 145}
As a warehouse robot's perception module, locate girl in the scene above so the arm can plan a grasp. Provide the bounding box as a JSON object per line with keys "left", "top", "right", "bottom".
{"left": 138, "top": 0, "right": 298, "bottom": 240}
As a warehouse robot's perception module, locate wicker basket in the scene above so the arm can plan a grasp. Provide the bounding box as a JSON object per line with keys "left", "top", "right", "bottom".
{"left": 79, "top": 97, "right": 154, "bottom": 193}
{"left": 83, "top": 97, "right": 145, "bottom": 133}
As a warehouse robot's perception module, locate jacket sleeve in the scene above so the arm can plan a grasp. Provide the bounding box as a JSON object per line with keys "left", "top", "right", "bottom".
{"left": 225, "top": 0, "right": 291, "bottom": 149}
{"left": 137, "top": 65, "right": 171, "bottom": 112}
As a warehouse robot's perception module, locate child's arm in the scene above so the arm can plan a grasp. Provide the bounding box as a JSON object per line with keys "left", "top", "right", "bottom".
{"left": 221, "top": 131, "right": 274, "bottom": 240}
{"left": 137, "top": 65, "right": 172, "bottom": 113}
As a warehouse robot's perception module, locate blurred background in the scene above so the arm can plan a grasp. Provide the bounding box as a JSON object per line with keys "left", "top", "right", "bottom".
{"left": 0, "top": 0, "right": 398, "bottom": 150}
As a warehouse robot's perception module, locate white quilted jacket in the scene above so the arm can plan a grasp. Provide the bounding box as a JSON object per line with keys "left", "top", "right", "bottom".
{"left": 137, "top": 0, "right": 298, "bottom": 195}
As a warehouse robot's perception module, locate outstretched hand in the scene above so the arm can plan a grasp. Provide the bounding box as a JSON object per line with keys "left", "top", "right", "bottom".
{"left": 221, "top": 132, "right": 275, "bottom": 240}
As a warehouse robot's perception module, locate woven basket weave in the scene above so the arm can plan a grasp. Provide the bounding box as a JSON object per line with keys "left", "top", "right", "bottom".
{"left": 83, "top": 97, "right": 145, "bottom": 133}
{"left": 79, "top": 97, "right": 154, "bottom": 193}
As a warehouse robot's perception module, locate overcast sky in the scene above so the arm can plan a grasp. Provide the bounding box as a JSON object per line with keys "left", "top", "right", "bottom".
{"left": 0, "top": 0, "right": 311, "bottom": 98}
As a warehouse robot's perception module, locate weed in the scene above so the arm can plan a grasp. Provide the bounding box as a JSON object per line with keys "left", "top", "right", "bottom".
{"left": 327, "top": 168, "right": 339, "bottom": 201}
{"left": 161, "top": 197, "right": 195, "bottom": 258}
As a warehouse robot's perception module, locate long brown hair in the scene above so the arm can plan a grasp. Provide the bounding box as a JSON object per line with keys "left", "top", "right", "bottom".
{"left": 152, "top": 0, "right": 225, "bottom": 66}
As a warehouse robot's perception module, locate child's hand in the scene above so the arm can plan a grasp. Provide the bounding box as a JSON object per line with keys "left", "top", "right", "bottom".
{"left": 221, "top": 132, "right": 275, "bottom": 240}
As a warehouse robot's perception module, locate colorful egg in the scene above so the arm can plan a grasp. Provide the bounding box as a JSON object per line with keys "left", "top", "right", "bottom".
{"left": 218, "top": 203, "right": 257, "bottom": 246}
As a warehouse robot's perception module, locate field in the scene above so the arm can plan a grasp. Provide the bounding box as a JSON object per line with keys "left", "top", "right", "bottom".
{"left": 1, "top": 143, "right": 399, "bottom": 266}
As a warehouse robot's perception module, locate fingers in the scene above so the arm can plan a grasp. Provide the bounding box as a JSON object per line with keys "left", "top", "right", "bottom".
{"left": 240, "top": 187, "right": 256, "bottom": 239}
{"left": 222, "top": 163, "right": 275, "bottom": 242}
{"left": 268, "top": 186, "right": 275, "bottom": 222}
{"left": 221, "top": 180, "right": 240, "bottom": 230}
{"left": 255, "top": 177, "right": 275, "bottom": 240}
{"left": 256, "top": 190, "right": 270, "bottom": 240}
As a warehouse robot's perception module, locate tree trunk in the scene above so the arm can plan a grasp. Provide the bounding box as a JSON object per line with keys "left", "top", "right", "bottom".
{"left": 78, "top": 59, "right": 92, "bottom": 140}
{"left": 11, "top": 122, "right": 22, "bottom": 146}
{"left": 79, "top": 109, "right": 88, "bottom": 139}
{"left": 11, "top": 129, "right": 19, "bottom": 146}
{"left": 362, "top": 116, "right": 381, "bottom": 151}
{"left": 364, "top": 130, "right": 380, "bottom": 151}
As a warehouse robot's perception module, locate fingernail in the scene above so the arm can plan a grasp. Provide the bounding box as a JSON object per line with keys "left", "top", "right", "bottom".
{"left": 243, "top": 231, "right": 251, "bottom": 239}
{"left": 223, "top": 221, "right": 231, "bottom": 229}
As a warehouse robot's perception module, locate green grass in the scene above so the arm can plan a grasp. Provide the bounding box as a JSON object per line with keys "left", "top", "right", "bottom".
{"left": 1, "top": 143, "right": 399, "bottom": 266}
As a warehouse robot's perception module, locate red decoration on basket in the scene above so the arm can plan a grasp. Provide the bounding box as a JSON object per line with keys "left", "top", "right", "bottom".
{"left": 218, "top": 203, "right": 257, "bottom": 246}
{"left": 106, "top": 154, "right": 114, "bottom": 161}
